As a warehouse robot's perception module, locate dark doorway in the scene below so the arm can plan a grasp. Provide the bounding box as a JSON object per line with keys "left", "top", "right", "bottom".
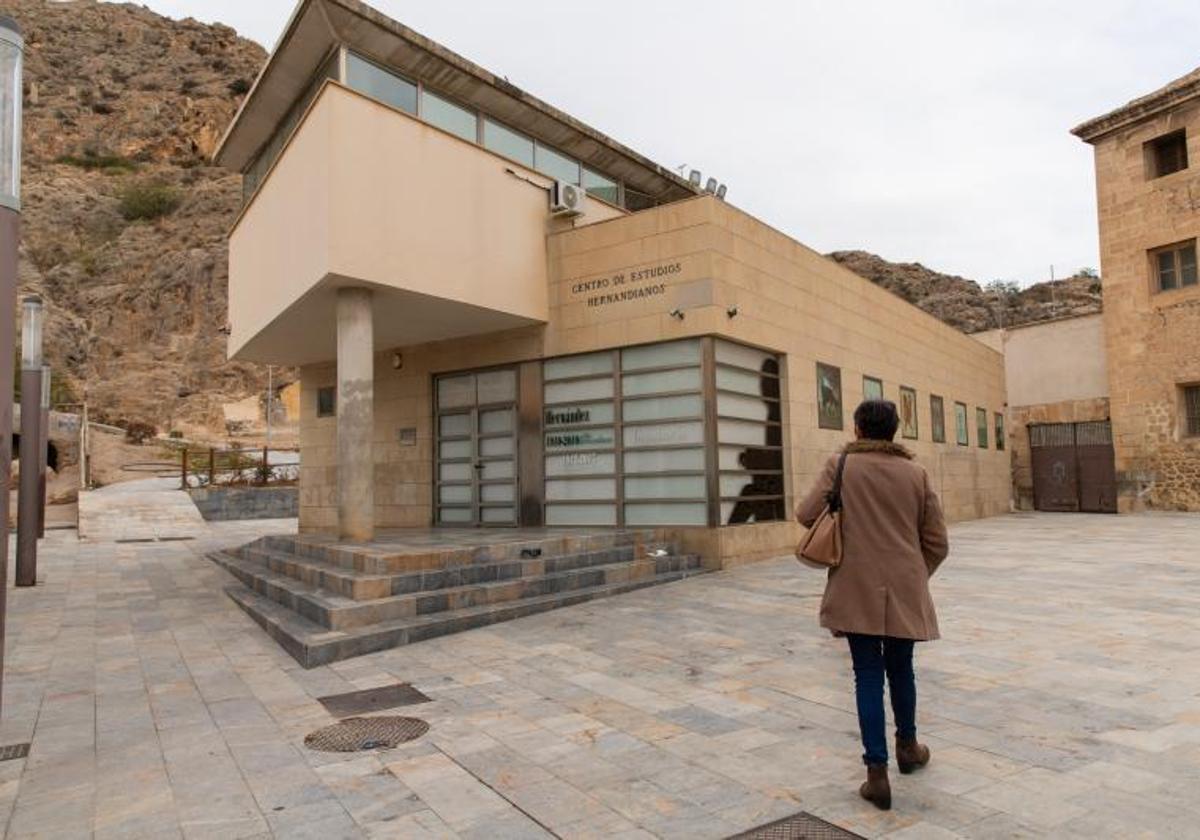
{"left": 1030, "top": 421, "right": 1117, "bottom": 513}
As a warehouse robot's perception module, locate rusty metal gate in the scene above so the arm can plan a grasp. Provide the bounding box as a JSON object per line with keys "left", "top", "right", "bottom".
{"left": 1029, "top": 421, "right": 1117, "bottom": 513}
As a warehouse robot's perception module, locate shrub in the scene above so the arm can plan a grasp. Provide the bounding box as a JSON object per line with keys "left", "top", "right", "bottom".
{"left": 118, "top": 181, "right": 182, "bottom": 221}
{"left": 55, "top": 152, "right": 137, "bottom": 173}
{"left": 123, "top": 421, "right": 157, "bottom": 445}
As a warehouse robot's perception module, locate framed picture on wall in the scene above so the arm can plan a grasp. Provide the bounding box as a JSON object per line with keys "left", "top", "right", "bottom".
{"left": 995, "top": 412, "right": 1006, "bottom": 451}
{"left": 816, "top": 362, "right": 843, "bottom": 430}
{"left": 977, "top": 407, "right": 989, "bottom": 448}
{"left": 899, "top": 386, "right": 918, "bottom": 439}
{"left": 863, "top": 376, "right": 884, "bottom": 401}
{"left": 955, "top": 402, "right": 969, "bottom": 446}
{"left": 930, "top": 394, "right": 946, "bottom": 443}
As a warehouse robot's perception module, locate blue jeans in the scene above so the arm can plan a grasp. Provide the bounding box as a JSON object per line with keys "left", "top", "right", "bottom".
{"left": 846, "top": 634, "right": 917, "bottom": 766}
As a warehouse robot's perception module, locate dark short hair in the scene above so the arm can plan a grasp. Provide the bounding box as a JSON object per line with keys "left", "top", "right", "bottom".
{"left": 854, "top": 400, "right": 899, "bottom": 441}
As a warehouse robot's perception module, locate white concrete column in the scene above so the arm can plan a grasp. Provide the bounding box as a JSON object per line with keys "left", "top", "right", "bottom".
{"left": 336, "top": 287, "right": 374, "bottom": 542}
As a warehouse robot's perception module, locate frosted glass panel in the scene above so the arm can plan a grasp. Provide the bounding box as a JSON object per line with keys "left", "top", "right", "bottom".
{"left": 482, "top": 506, "right": 515, "bottom": 524}
{"left": 439, "top": 463, "right": 471, "bottom": 482}
{"left": 715, "top": 366, "right": 762, "bottom": 396}
{"left": 715, "top": 340, "right": 778, "bottom": 373}
{"left": 623, "top": 394, "right": 703, "bottom": 422}
{"left": 480, "top": 484, "right": 515, "bottom": 503}
{"left": 439, "top": 507, "right": 471, "bottom": 523}
{"left": 439, "top": 440, "right": 471, "bottom": 460}
{"left": 545, "top": 452, "right": 616, "bottom": 476}
{"left": 479, "top": 409, "right": 513, "bottom": 435}
{"left": 546, "top": 503, "right": 617, "bottom": 526}
{"left": 545, "top": 377, "right": 613, "bottom": 403}
{"left": 439, "top": 413, "right": 470, "bottom": 437}
{"left": 477, "top": 369, "right": 516, "bottom": 404}
{"left": 717, "top": 392, "right": 772, "bottom": 422}
{"left": 438, "top": 375, "right": 473, "bottom": 409}
{"left": 545, "top": 402, "right": 614, "bottom": 427}
{"left": 720, "top": 473, "right": 759, "bottom": 497}
{"left": 621, "top": 339, "right": 701, "bottom": 371}
{"left": 480, "top": 437, "right": 513, "bottom": 457}
{"left": 718, "top": 419, "right": 772, "bottom": 447}
{"left": 624, "top": 502, "right": 707, "bottom": 526}
{"left": 624, "top": 422, "right": 703, "bottom": 447}
{"left": 546, "top": 478, "right": 616, "bottom": 500}
{"left": 545, "top": 352, "right": 613, "bottom": 380}
{"left": 624, "top": 476, "right": 706, "bottom": 500}
{"left": 545, "top": 427, "right": 615, "bottom": 451}
{"left": 439, "top": 485, "right": 471, "bottom": 504}
{"left": 622, "top": 368, "right": 701, "bottom": 396}
{"left": 623, "top": 448, "right": 705, "bottom": 473}
{"left": 479, "top": 460, "right": 514, "bottom": 480}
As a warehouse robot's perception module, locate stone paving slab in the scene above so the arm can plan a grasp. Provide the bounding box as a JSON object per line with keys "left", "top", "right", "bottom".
{"left": 0, "top": 512, "right": 1198, "bottom": 837}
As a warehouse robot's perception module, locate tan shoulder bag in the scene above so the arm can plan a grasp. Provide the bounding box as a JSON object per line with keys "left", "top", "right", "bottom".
{"left": 795, "top": 452, "right": 847, "bottom": 569}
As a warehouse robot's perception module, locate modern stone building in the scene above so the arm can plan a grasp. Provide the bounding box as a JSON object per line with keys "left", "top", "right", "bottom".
{"left": 1071, "top": 68, "right": 1200, "bottom": 512}
{"left": 215, "top": 0, "right": 1009, "bottom": 569}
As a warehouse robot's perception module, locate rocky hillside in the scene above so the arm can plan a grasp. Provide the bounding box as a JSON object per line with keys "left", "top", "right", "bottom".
{"left": 828, "top": 251, "right": 1103, "bottom": 333}
{"left": 12, "top": 0, "right": 283, "bottom": 436}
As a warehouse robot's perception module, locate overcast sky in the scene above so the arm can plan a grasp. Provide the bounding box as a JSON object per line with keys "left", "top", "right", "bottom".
{"left": 138, "top": 0, "right": 1200, "bottom": 286}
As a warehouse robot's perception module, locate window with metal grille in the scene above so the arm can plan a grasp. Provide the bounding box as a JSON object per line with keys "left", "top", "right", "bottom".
{"left": 1150, "top": 240, "right": 1198, "bottom": 292}
{"left": 1146, "top": 130, "right": 1188, "bottom": 179}
{"left": 1184, "top": 385, "right": 1200, "bottom": 438}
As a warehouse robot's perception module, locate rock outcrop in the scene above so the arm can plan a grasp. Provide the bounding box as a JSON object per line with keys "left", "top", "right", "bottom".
{"left": 828, "top": 250, "right": 1103, "bottom": 333}
{"left": 12, "top": 0, "right": 282, "bottom": 435}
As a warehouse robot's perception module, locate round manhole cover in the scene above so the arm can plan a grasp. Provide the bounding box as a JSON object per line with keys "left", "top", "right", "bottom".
{"left": 303, "top": 716, "right": 429, "bottom": 752}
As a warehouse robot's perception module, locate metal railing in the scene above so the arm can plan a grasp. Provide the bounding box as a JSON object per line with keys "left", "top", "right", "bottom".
{"left": 179, "top": 446, "right": 299, "bottom": 489}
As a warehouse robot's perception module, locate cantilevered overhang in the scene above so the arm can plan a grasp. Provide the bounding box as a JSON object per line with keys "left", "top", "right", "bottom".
{"left": 228, "top": 82, "right": 623, "bottom": 366}
{"left": 215, "top": 0, "right": 697, "bottom": 204}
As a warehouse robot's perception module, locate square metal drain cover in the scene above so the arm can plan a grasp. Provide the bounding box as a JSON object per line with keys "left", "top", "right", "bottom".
{"left": 729, "top": 811, "right": 864, "bottom": 840}
{"left": 317, "top": 683, "right": 432, "bottom": 717}
{"left": 0, "top": 743, "right": 30, "bottom": 762}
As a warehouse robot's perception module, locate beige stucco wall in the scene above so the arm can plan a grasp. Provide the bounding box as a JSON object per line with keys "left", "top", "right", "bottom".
{"left": 1089, "top": 98, "right": 1200, "bottom": 511}
{"left": 228, "top": 81, "right": 623, "bottom": 364}
{"left": 298, "top": 196, "right": 1009, "bottom": 561}
{"left": 975, "top": 314, "right": 1109, "bottom": 408}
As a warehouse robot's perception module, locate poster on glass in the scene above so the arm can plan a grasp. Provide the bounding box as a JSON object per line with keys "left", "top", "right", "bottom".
{"left": 899, "top": 386, "right": 918, "bottom": 439}
{"left": 816, "top": 363, "right": 843, "bottom": 430}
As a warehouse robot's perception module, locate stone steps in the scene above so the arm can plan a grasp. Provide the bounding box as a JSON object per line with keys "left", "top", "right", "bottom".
{"left": 224, "top": 566, "right": 703, "bottom": 668}
{"left": 209, "top": 529, "right": 708, "bottom": 666}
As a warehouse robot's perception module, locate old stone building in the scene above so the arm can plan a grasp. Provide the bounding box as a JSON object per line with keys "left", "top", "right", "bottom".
{"left": 1072, "top": 68, "right": 1200, "bottom": 512}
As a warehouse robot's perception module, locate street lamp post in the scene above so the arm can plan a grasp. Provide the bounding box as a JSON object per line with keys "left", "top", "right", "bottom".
{"left": 0, "top": 14, "right": 23, "bottom": 717}
{"left": 16, "top": 295, "right": 42, "bottom": 587}
{"left": 38, "top": 363, "right": 48, "bottom": 538}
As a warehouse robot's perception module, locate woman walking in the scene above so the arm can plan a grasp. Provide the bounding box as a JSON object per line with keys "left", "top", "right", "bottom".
{"left": 796, "top": 400, "right": 949, "bottom": 810}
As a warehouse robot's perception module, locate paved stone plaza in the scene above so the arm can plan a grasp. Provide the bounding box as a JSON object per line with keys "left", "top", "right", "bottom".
{"left": 0, "top": 512, "right": 1198, "bottom": 838}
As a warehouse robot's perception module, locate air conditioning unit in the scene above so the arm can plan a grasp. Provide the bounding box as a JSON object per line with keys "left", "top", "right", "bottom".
{"left": 550, "top": 180, "right": 586, "bottom": 216}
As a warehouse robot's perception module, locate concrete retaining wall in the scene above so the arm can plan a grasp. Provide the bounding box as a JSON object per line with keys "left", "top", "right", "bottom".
{"left": 188, "top": 486, "right": 298, "bottom": 521}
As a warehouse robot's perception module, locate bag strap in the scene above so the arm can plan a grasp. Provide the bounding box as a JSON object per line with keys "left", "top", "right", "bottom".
{"left": 827, "top": 452, "right": 848, "bottom": 512}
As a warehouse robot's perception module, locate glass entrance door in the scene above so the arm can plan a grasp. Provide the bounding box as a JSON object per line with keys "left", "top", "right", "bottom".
{"left": 435, "top": 368, "right": 518, "bottom": 526}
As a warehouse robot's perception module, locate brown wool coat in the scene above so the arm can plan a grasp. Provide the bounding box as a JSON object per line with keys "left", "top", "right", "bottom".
{"left": 795, "top": 440, "right": 949, "bottom": 641}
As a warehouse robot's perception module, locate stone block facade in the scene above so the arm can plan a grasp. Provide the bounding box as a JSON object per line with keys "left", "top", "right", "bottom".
{"left": 1074, "top": 80, "right": 1200, "bottom": 511}
{"left": 298, "top": 196, "right": 1010, "bottom": 562}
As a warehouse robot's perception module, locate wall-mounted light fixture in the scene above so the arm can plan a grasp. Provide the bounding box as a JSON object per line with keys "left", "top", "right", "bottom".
{"left": 716, "top": 184, "right": 727, "bottom": 201}
{"left": 688, "top": 169, "right": 701, "bottom": 188}
{"left": 668, "top": 308, "right": 685, "bottom": 321}
{"left": 391, "top": 352, "right": 403, "bottom": 370}
{"left": 704, "top": 177, "right": 718, "bottom": 194}
{"left": 726, "top": 305, "right": 739, "bottom": 318}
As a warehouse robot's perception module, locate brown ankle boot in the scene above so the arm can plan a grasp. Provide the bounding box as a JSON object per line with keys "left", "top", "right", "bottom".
{"left": 859, "top": 763, "right": 891, "bottom": 810}
{"left": 896, "top": 736, "right": 930, "bottom": 774}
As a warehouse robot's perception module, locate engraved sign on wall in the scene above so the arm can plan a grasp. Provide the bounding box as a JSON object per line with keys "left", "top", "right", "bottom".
{"left": 567, "top": 260, "right": 685, "bottom": 309}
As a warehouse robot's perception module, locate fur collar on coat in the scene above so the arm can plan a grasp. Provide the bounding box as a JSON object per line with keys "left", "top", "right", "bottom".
{"left": 842, "top": 439, "right": 915, "bottom": 459}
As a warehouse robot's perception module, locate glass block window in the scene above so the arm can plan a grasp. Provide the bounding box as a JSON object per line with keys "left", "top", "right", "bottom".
{"left": 715, "top": 340, "right": 784, "bottom": 525}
